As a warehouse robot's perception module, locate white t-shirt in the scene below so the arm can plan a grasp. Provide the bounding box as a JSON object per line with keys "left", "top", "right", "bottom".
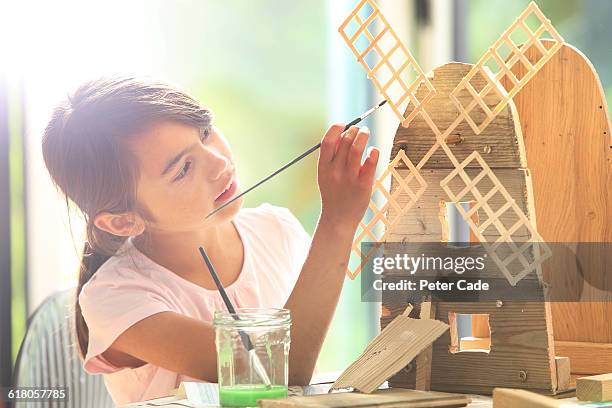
{"left": 78, "top": 203, "right": 311, "bottom": 406}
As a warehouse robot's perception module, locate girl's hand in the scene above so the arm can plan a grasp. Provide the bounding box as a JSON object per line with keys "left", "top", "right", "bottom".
{"left": 317, "top": 124, "right": 380, "bottom": 234}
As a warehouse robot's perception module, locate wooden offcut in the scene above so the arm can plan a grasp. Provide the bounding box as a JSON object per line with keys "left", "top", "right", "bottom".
{"left": 257, "top": 388, "right": 471, "bottom": 408}
{"left": 576, "top": 373, "right": 612, "bottom": 402}
{"left": 330, "top": 315, "right": 448, "bottom": 393}
{"left": 555, "top": 357, "right": 571, "bottom": 392}
{"left": 492, "top": 388, "right": 563, "bottom": 408}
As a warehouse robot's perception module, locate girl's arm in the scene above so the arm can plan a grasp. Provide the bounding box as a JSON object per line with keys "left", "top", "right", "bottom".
{"left": 283, "top": 124, "right": 378, "bottom": 384}
{"left": 102, "top": 311, "right": 218, "bottom": 381}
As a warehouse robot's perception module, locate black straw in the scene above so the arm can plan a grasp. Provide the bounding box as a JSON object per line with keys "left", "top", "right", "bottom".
{"left": 205, "top": 100, "right": 387, "bottom": 219}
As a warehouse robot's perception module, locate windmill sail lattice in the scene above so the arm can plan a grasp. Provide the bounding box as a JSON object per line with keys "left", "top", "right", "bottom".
{"left": 340, "top": 1, "right": 557, "bottom": 283}
{"left": 338, "top": 0, "right": 436, "bottom": 128}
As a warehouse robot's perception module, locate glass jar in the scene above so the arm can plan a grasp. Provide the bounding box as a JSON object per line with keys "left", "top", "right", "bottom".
{"left": 213, "top": 308, "right": 291, "bottom": 407}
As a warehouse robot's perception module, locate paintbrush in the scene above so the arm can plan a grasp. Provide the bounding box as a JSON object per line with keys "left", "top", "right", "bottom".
{"left": 205, "top": 100, "right": 387, "bottom": 219}
{"left": 198, "top": 246, "right": 273, "bottom": 388}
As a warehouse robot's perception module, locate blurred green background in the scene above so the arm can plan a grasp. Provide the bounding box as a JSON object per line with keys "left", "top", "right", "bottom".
{"left": 468, "top": 0, "right": 612, "bottom": 110}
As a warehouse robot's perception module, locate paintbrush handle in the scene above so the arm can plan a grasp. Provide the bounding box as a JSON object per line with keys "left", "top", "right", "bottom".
{"left": 234, "top": 119, "right": 361, "bottom": 191}
{"left": 240, "top": 141, "right": 322, "bottom": 201}
{"left": 199, "top": 246, "right": 237, "bottom": 314}
{"left": 207, "top": 124, "right": 360, "bottom": 218}
{"left": 226, "top": 117, "right": 361, "bottom": 204}
{"left": 207, "top": 141, "right": 322, "bottom": 218}
{"left": 206, "top": 100, "right": 386, "bottom": 219}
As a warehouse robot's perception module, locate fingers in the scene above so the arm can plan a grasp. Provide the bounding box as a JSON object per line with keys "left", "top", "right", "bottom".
{"left": 346, "top": 127, "right": 370, "bottom": 177}
{"left": 359, "top": 146, "right": 380, "bottom": 186}
{"left": 333, "top": 125, "right": 359, "bottom": 168}
{"left": 319, "top": 123, "right": 345, "bottom": 164}
{"left": 320, "top": 124, "right": 378, "bottom": 189}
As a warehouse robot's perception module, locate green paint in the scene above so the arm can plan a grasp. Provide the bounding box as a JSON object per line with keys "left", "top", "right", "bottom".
{"left": 219, "top": 384, "right": 287, "bottom": 407}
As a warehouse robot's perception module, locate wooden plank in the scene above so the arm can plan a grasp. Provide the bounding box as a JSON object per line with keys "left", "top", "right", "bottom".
{"left": 258, "top": 388, "right": 471, "bottom": 408}
{"left": 331, "top": 316, "right": 448, "bottom": 393}
{"left": 504, "top": 40, "right": 612, "bottom": 352}
{"left": 492, "top": 388, "right": 562, "bottom": 408}
{"left": 415, "top": 301, "right": 435, "bottom": 390}
{"left": 576, "top": 373, "right": 612, "bottom": 402}
{"left": 555, "top": 341, "right": 612, "bottom": 375}
{"left": 555, "top": 357, "right": 571, "bottom": 392}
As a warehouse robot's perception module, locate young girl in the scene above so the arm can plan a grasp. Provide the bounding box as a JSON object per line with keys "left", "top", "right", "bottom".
{"left": 41, "top": 77, "right": 379, "bottom": 406}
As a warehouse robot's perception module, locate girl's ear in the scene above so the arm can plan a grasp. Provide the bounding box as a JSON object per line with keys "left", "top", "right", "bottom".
{"left": 93, "top": 211, "right": 145, "bottom": 237}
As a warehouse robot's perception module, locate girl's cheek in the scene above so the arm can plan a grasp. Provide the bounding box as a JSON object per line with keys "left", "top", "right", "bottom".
{"left": 185, "top": 182, "right": 216, "bottom": 219}
{"left": 164, "top": 165, "right": 217, "bottom": 225}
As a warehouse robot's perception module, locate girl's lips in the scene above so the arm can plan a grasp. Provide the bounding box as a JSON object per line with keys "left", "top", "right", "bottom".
{"left": 214, "top": 180, "right": 238, "bottom": 204}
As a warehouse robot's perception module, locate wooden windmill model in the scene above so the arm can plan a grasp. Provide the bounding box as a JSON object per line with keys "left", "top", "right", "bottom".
{"left": 336, "top": 0, "right": 576, "bottom": 395}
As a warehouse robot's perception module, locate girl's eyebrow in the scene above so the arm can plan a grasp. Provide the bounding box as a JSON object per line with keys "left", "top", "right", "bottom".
{"left": 161, "top": 142, "right": 197, "bottom": 176}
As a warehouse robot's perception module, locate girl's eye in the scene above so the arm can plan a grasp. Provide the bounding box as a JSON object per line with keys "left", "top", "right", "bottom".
{"left": 174, "top": 160, "right": 192, "bottom": 182}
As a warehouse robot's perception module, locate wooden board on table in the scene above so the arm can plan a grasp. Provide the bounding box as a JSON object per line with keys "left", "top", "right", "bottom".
{"left": 330, "top": 316, "right": 448, "bottom": 394}
{"left": 493, "top": 388, "right": 563, "bottom": 408}
{"left": 502, "top": 41, "right": 612, "bottom": 371}
{"left": 576, "top": 373, "right": 612, "bottom": 402}
{"left": 258, "top": 388, "right": 471, "bottom": 408}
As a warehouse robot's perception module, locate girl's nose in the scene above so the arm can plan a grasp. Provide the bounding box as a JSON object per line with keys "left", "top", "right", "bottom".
{"left": 202, "top": 146, "right": 230, "bottom": 181}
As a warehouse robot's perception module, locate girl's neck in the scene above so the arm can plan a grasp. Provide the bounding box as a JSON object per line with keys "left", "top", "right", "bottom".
{"left": 131, "top": 219, "right": 245, "bottom": 288}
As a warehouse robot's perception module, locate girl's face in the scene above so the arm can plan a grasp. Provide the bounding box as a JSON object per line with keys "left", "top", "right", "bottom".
{"left": 128, "top": 121, "right": 243, "bottom": 233}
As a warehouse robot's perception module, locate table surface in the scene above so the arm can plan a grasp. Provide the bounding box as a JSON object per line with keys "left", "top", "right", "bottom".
{"left": 124, "top": 372, "right": 585, "bottom": 408}
{"left": 123, "top": 383, "right": 497, "bottom": 407}
{"left": 124, "top": 388, "right": 595, "bottom": 408}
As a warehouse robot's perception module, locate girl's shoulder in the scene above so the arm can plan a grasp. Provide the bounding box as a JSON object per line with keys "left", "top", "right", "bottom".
{"left": 79, "top": 239, "right": 161, "bottom": 300}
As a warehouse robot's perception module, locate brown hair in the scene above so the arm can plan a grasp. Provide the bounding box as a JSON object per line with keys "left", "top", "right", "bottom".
{"left": 41, "top": 77, "right": 212, "bottom": 358}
